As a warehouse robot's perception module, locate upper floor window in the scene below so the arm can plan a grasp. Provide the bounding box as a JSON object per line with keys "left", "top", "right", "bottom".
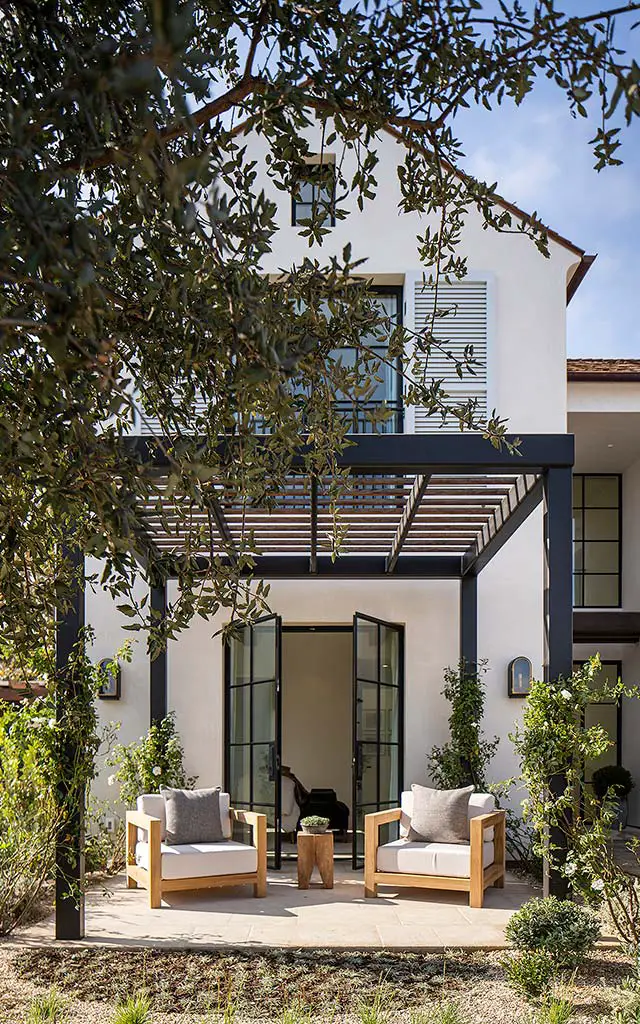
{"left": 573, "top": 474, "right": 621, "bottom": 608}
{"left": 291, "top": 156, "right": 336, "bottom": 227}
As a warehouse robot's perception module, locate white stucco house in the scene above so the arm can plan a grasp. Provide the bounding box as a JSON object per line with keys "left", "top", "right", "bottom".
{"left": 84, "top": 125, "right": 640, "bottom": 870}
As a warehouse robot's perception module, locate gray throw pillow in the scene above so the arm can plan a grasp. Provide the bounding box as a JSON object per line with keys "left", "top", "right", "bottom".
{"left": 161, "top": 786, "right": 227, "bottom": 846}
{"left": 407, "top": 784, "right": 473, "bottom": 844}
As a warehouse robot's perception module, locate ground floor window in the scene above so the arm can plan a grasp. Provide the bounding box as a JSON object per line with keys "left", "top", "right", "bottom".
{"left": 574, "top": 659, "right": 622, "bottom": 782}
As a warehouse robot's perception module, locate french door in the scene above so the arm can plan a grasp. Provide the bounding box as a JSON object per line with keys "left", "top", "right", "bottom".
{"left": 352, "top": 612, "right": 404, "bottom": 868}
{"left": 225, "top": 614, "right": 282, "bottom": 867}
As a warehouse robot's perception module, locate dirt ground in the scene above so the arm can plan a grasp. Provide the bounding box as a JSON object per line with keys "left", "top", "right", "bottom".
{"left": 0, "top": 944, "right": 634, "bottom": 1024}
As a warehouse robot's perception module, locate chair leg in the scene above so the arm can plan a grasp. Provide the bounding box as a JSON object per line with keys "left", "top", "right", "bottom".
{"left": 364, "top": 881, "right": 378, "bottom": 898}
{"left": 469, "top": 877, "right": 484, "bottom": 908}
{"left": 126, "top": 820, "right": 138, "bottom": 887}
{"left": 254, "top": 878, "right": 267, "bottom": 898}
{"left": 148, "top": 818, "right": 162, "bottom": 909}
{"left": 469, "top": 817, "right": 484, "bottom": 908}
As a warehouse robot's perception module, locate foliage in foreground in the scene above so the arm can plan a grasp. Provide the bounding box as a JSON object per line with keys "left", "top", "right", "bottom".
{"left": 428, "top": 660, "right": 498, "bottom": 791}
{"left": 511, "top": 656, "right": 640, "bottom": 957}
{"left": 25, "top": 987, "right": 67, "bottom": 1024}
{"left": 1, "top": 0, "right": 640, "bottom": 672}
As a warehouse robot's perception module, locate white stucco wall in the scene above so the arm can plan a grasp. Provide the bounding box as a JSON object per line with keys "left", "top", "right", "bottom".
{"left": 85, "top": 561, "right": 149, "bottom": 816}
{"left": 242, "top": 125, "right": 577, "bottom": 434}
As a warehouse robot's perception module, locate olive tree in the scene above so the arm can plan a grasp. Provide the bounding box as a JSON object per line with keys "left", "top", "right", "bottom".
{"left": 1, "top": 0, "right": 639, "bottom": 665}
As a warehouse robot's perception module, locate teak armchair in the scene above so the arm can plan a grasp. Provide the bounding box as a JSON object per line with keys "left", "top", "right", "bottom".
{"left": 365, "top": 801, "right": 506, "bottom": 909}
{"left": 126, "top": 803, "right": 267, "bottom": 909}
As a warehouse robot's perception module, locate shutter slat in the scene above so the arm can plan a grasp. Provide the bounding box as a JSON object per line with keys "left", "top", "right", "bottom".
{"left": 413, "top": 280, "right": 488, "bottom": 434}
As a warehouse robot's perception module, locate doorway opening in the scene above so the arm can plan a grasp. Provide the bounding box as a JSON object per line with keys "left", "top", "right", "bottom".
{"left": 280, "top": 626, "right": 353, "bottom": 861}
{"left": 224, "top": 612, "right": 404, "bottom": 868}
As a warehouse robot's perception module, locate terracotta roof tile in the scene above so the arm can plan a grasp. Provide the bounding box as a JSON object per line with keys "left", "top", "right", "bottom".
{"left": 567, "top": 359, "right": 640, "bottom": 381}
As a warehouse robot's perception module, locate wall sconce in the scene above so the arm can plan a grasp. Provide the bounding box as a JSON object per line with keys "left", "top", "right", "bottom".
{"left": 97, "top": 658, "right": 121, "bottom": 700}
{"left": 508, "top": 656, "right": 532, "bottom": 698}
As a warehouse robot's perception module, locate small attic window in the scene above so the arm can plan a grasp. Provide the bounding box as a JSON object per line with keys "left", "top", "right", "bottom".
{"left": 291, "top": 154, "right": 336, "bottom": 227}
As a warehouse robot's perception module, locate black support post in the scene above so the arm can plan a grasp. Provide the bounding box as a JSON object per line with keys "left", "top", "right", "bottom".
{"left": 460, "top": 573, "right": 478, "bottom": 671}
{"left": 150, "top": 580, "right": 167, "bottom": 724}
{"left": 55, "top": 548, "right": 86, "bottom": 940}
{"left": 543, "top": 466, "right": 574, "bottom": 898}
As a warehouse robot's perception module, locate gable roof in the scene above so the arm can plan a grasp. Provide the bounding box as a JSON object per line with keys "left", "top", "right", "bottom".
{"left": 568, "top": 359, "right": 640, "bottom": 382}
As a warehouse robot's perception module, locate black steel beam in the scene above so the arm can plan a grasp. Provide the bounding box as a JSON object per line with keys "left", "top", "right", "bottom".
{"left": 386, "top": 474, "right": 431, "bottom": 573}
{"left": 309, "top": 476, "right": 318, "bottom": 575}
{"left": 573, "top": 610, "right": 640, "bottom": 645}
{"left": 187, "top": 554, "right": 463, "bottom": 578}
{"left": 205, "top": 489, "right": 237, "bottom": 563}
{"left": 55, "top": 547, "right": 85, "bottom": 941}
{"left": 150, "top": 580, "right": 168, "bottom": 724}
{"left": 125, "top": 433, "right": 575, "bottom": 474}
{"left": 543, "top": 466, "right": 574, "bottom": 899}
{"left": 462, "top": 477, "right": 544, "bottom": 576}
{"left": 460, "top": 573, "right": 478, "bottom": 670}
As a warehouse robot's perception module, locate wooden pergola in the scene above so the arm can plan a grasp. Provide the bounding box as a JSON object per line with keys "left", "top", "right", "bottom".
{"left": 56, "top": 432, "right": 574, "bottom": 938}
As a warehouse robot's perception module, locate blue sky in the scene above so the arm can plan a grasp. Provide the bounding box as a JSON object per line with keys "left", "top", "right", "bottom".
{"left": 454, "top": 2, "right": 639, "bottom": 358}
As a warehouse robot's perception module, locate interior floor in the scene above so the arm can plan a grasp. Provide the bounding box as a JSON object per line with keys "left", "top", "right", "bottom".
{"left": 280, "top": 628, "right": 353, "bottom": 856}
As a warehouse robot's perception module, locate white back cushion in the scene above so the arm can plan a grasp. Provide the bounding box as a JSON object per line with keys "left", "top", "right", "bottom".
{"left": 400, "top": 789, "right": 495, "bottom": 841}
{"left": 137, "top": 791, "right": 232, "bottom": 842}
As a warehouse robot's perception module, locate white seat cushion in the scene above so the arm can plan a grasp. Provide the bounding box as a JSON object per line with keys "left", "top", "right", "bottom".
{"left": 135, "top": 840, "right": 257, "bottom": 880}
{"left": 377, "top": 839, "right": 495, "bottom": 879}
{"left": 136, "top": 791, "right": 232, "bottom": 843}
{"left": 400, "top": 790, "right": 496, "bottom": 841}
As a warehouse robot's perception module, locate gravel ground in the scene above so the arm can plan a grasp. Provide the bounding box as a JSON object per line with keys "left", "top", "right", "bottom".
{"left": 0, "top": 946, "right": 635, "bottom": 1024}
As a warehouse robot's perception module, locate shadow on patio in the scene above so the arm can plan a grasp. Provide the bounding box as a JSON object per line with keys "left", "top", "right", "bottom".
{"left": 17, "top": 863, "right": 539, "bottom": 950}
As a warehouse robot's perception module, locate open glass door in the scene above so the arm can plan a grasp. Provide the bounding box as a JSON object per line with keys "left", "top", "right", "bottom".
{"left": 352, "top": 613, "right": 404, "bottom": 868}
{"left": 225, "top": 615, "right": 282, "bottom": 868}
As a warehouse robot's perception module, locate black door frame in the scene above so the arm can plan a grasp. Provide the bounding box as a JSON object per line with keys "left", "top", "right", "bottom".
{"left": 224, "top": 614, "right": 283, "bottom": 868}
{"left": 352, "top": 611, "right": 405, "bottom": 869}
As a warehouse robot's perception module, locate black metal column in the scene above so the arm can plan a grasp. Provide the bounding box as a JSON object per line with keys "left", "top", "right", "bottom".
{"left": 460, "top": 572, "right": 478, "bottom": 671}
{"left": 55, "top": 548, "right": 86, "bottom": 940}
{"left": 543, "top": 466, "right": 574, "bottom": 897}
{"left": 150, "top": 580, "right": 167, "bottom": 724}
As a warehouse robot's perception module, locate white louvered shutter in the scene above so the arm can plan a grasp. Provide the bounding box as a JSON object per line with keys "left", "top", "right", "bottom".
{"left": 411, "top": 279, "right": 488, "bottom": 434}
{"left": 136, "top": 391, "right": 210, "bottom": 436}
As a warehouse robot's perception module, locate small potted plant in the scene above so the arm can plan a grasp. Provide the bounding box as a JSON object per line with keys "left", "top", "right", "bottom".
{"left": 300, "top": 815, "right": 330, "bottom": 835}
{"left": 592, "top": 764, "right": 634, "bottom": 829}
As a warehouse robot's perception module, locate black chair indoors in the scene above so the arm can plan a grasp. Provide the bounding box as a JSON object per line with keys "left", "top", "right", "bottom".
{"left": 300, "top": 788, "right": 349, "bottom": 839}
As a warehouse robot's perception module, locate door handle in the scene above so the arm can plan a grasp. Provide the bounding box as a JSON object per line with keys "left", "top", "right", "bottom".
{"left": 354, "top": 742, "right": 364, "bottom": 782}
{"left": 268, "top": 742, "right": 279, "bottom": 782}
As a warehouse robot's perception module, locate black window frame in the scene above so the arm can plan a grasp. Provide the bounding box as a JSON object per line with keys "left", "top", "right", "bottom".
{"left": 332, "top": 284, "right": 404, "bottom": 434}
{"left": 291, "top": 160, "right": 336, "bottom": 228}
{"left": 572, "top": 472, "right": 622, "bottom": 609}
{"left": 573, "top": 658, "right": 623, "bottom": 779}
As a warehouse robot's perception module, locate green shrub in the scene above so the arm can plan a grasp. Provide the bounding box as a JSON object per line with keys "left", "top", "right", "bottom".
{"left": 536, "top": 996, "right": 574, "bottom": 1024}
{"left": 112, "top": 993, "right": 151, "bottom": 1024}
{"left": 505, "top": 897, "right": 600, "bottom": 968}
{"left": 503, "top": 949, "right": 557, "bottom": 1000}
{"left": 26, "top": 988, "right": 67, "bottom": 1023}
{"left": 108, "top": 712, "right": 196, "bottom": 807}
{"left": 410, "top": 1002, "right": 468, "bottom": 1024}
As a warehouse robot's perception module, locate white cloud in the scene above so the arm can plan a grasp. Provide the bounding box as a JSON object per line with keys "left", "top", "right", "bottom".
{"left": 467, "top": 145, "right": 559, "bottom": 207}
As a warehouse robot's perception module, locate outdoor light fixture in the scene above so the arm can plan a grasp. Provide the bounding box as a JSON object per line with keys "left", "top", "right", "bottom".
{"left": 508, "top": 656, "right": 532, "bottom": 698}
{"left": 97, "top": 658, "right": 121, "bottom": 700}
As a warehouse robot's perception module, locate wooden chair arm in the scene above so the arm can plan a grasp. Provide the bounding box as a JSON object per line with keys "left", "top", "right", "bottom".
{"left": 125, "top": 810, "right": 162, "bottom": 832}
{"left": 470, "top": 809, "right": 506, "bottom": 848}
{"left": 230, "top": 808, "right": 267, "bottom": 851}
{"left": 365, "top": 807, "right": 402, "bottom": 828}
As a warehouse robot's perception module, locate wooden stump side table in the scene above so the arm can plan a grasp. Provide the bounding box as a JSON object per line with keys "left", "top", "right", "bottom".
{"left": 297, "top": 831, "right": 334, "bottom": 889}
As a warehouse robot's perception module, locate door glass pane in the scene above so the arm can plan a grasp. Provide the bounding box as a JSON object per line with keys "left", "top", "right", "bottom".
{"left": 229, "top": 745, "right": 250, "bottom": 804}
{"left": 573, "top": 542, "right": 583, "bottom": 571}
{"left": 380, "top": 626, "right": 399, "bottom": 685}
{"left": 357, "top": 681, "right": 378, "bottom": 740}
{"left": 584, "top": 542, "right": 619, "bottom": 573}
{"left": 584, "top": 574, "right": 619, "bottom": 606}
{"left": 378, "top": 745, "right": 399, "bottom": 804}
{"left": 379, "top": 685, "right": 399, "bottom": 744}
{"left": 585, "top": 704, "right": 618, "bottom": 779}
{"left": 585, "top": 476, "right": 619, "bottom": 506}
{"left": 358, "top": 745, "right": 378, "bottom": 805}
{"left": 254, "top": 804, "right": 277, "bottom": 854}
{"left": 584, "top": 508, "right": 619, "bottom": 540}
{"left": 252, "top": 743, "right": 274, "bottom": 804}
{"left": 573, "top": 575, "right": 584, "bottom": 605}
{"left": 230, "top": 630, "right": 251, "bottom": 686}
{"left": 572, "top": 476, "right": 583, "bottom": 506}
{"left": 252, "top": 680, "right": 275, "bottom": 743}
{"left": 253, "top": 618, "right": 277, "bottom": 682}
{"left": 357, "top": 619, "right": 378, "bottom": 681}
{"left": 599, "top": 663, "right": 621, "bottom": 688}
{"left": 573, "top": 511, "right": 583, "bottom": 540}
{"left": 229, "top": 685, "right": 250, "bottom": 739}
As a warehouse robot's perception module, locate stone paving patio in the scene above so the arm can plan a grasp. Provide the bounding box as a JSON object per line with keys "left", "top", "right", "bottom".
{"left": 19, "top": 863, "right": 539, "bottom": 949}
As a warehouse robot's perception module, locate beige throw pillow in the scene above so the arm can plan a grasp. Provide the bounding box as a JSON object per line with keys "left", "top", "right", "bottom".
{"left": 407, "top": 784, "right": 473, "bottom": 844}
